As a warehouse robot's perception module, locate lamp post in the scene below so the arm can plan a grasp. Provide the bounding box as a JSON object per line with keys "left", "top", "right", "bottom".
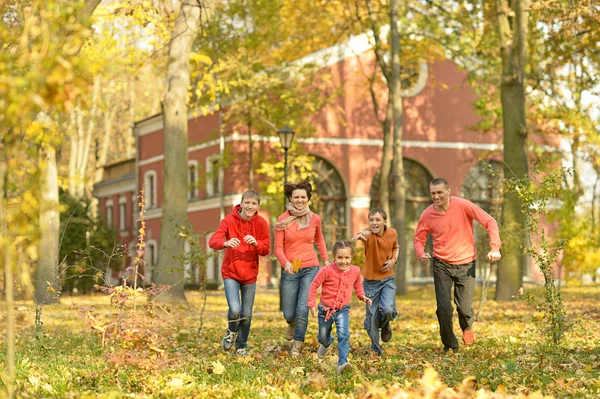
{"left": 277, "top": 126, "right": 295, "bottom": 212}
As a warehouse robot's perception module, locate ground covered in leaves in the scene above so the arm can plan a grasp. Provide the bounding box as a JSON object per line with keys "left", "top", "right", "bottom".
{"left": 1, "top": 285, "right": 600, "bottom": 398}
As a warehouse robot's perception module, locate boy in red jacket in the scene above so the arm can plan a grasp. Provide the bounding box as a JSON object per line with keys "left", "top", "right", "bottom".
{"left": 209, "top": 190, "right": 270, "bottom": 357}
{"left": 308, "top": 240, "right": 372, "bottom": 375}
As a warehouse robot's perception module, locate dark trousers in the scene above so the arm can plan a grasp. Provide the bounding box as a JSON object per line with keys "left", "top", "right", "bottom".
{"left": 432, "top": 257, "right": 476, "bottom": 349}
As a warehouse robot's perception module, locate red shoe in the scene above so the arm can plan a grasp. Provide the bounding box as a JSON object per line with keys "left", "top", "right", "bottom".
{"left": 462, "top": 330, "right": 474, "bottom": 345}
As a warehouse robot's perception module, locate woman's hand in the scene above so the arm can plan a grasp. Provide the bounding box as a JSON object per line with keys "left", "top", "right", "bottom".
{"left": 284, "top": 261, "right": 294, "bottom": 275}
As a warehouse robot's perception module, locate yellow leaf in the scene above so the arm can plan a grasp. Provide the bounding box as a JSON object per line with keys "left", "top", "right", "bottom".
{"left": 290, "top": 366, "right": 305, "bottom": 376}
{"left": 209, "top": 361, "right": 225, "bottom": 375}
{"left": 292, "top": 259, "right": 302, "bottom": 273}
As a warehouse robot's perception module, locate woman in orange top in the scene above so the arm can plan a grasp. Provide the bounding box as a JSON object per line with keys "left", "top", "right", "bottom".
{"left": 352, "top": 208, "right": 399, "bottom": 355}
{"left": 274, "top": 180, "right": 328, "bottom": 357}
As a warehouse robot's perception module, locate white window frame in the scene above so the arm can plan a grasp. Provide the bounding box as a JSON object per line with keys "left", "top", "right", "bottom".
{"left": 143, "top": 170, "right": 158, "bottom": 209}
{"left": 131, "top": 193, "right": 138, "bottom": 232}
{"left": 205, "top": 233, "right": 221, "bottom": 282}
{"left": 205, "top": 155, "right": 221, "bottom": 197}
{"left": 105, "top": 199, "right": 114, "bottom": 228}
{"left": 188, "top": 160, "right": 199, "bottom": 200}
{"left": 119, "top": 196, "right": 127, "bottom": 231}
{"left": 145, "top": 239, "right": 158, "bottom": 284}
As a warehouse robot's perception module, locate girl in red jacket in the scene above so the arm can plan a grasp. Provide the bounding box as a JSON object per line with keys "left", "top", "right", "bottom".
{"left": 209, "top": 190, "right": 270, "bottom": 357}
{"left": 308, "top": 240, "right": 372, "bottom": 375}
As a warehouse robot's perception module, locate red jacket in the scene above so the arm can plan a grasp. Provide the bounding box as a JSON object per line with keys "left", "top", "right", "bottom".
{"left": 209, "top": 205, "right": 270, "bottom": 284}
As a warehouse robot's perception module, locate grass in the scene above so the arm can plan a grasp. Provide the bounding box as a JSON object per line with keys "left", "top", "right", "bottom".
{"left": 1, "top": 285, "right": 600, "bottom": 398}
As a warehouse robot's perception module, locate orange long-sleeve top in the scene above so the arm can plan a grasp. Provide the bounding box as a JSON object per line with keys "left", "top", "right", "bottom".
{"left": 274, "top": 212, "right": 328, "bottom": 268}
{"left": 414, "top": 196, "right": 501, "bottom": 265}
{"left": 357, "top": 227, "right": 399, "bottom": 281}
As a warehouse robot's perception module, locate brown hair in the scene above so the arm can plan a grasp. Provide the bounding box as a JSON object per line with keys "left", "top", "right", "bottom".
{"left": 284, "top": 180, "right": 313, "bottom": 201}
{"left": 368, "top": 208, "right": 387, "bottom": 221}
{"left": 241, "top": 189, "right": 261, "bottom": 204}
{"left": 332, "top": 240, "right": 355, "bottom": 256}
{"left": 430, "top": 178, "right": 449, "bottom": 188}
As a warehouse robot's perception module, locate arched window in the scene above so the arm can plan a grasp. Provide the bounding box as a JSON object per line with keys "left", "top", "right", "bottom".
{"left": 310, "top": 156, "right": 348, "bottom": 248}
{"left": 370, "top": 158, "right": 433, "bottom": 279}
{"left": 143, "top": 170, "right": 158, "bottom": 209}
{"left": 461, "top": 160, "right": 503, "bottom": 276}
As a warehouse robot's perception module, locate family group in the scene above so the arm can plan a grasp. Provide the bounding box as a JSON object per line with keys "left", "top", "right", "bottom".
{"left": 208, "top": 178, "right": 502, "bottom": 375}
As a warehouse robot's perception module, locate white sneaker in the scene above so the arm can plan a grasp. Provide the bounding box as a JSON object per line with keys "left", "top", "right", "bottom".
{"left": 317, "top": 344, "right": 329, "bottom": 359}
{"left": 337, "top": 362, "right": 352, "bottom": 376}
{"left": 221, "top": 330, "right": 237, "bottom": 351}
{"left": 235, "top": 348, "right": 248, "bottom": 357}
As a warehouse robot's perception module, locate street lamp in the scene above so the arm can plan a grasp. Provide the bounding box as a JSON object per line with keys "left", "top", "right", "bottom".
{"left": 277, "top": 126, "right": 295, "bottom": 212}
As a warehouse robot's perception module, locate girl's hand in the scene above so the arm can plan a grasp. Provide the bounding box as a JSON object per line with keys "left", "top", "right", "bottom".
{"left": 310, "top": 307, "right": 317, "bottom": 318}
{"left": 224, "top": 238, "right": 240, "bottom": 248}
{"left": 359, "top": 295, "right": 372, "bottom": 306}
{"left": 381, "top": 258, "right": 396, "bottom": 272}
{"left": 243, "top": 235, "right": 257, "bottom": 246}
{"left": 284, "top": 261, "right": 294, "bottom": 275}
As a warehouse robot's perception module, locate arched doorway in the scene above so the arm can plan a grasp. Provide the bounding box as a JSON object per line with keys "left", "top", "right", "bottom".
{"left": 311, "top": 156, "right": 348, "bottom": 247}
{"left": 370, "top": 158, "right": 434, "bottom": 279}
{"left": 460, "top": 160, "right": 503, "bottom": 277}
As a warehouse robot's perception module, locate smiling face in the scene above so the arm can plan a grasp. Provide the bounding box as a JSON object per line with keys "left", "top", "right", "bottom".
{"left": 430, "top": 183, "right": 451, "bottom": 209}
{"left": 334, "top": 247, "right": 353, "bottom": 272}
{"left": 369, "top": 212, "right": 386, "bottom": 234}
{"left": 240, "top": 196, "right": 260, "bottom": 220}
{"left": 290, "top": 189, "right": 308, "bottom": 211}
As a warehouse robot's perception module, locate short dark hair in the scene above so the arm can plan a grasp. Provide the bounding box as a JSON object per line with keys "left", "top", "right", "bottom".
{"left": 284, "top": 180, "right": 313, "bottom": 200}
{"left": 368, "top": 208, "right": 387, "bottom": 221}
{"left": 332, "top": 240, "right": 355, "bottom": 256}
{"left": 430, "top": 178, "right": 449, "bottom": 188}
{"left": 241, "top": 189, "right": 261, "bottom": 204}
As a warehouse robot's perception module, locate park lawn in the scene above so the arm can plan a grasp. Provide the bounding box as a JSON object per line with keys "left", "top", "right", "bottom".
{"left": 1, "top": 285, "right": 600, "bottom": 398}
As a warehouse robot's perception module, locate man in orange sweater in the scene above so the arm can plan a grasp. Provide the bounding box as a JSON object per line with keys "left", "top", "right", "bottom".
{"left": 414, "top": 178, "right": 501, "bottom": 352}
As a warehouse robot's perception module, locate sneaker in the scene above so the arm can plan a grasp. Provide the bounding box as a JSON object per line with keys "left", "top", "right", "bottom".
{"left": 235, "top": 348, "right": 248, "bottom": 357}
{"left": 462, "top": 330, "right": 474, "bottom": 345}
{"left": 381, "top": 324, "right": 392, "bottom": 342}
{"left": 221, "top": 329, "right": 237, "bottom": 351}
{"left": 337, "top": 362, "right": 352, "bottom": 376}
{"left": 317, "top": 344, "right": 329, "bottom": 359}
{"left": 286, "top": 321, "right": 296, "bottom": 341}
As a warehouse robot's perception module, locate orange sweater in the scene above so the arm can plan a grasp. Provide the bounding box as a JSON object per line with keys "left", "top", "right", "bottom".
{"left": 274, "top": 212, "right": 328, "bottom": 268}
{"left": 414, "top": 196, "right": 501, "bottom": 265}
{"left": 358, "top": 227, "right": 399, "bottom": 281}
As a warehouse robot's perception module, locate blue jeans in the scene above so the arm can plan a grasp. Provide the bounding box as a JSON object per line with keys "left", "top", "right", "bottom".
{"left": 318, "top": 304, "right": 350, "bottom": 366}
{"left": 280, "top": 266, "right": 318, "bottom": 342}
{"left": 223, "top": 278, "right": 256, "bottom": 349}
{"left": 364, "top": 277, "right": 398, "bottom": 355}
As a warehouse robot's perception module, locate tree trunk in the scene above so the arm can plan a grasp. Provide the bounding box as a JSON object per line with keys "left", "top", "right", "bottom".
{"left": 247, "top": 120, "right": 254, "bottom": 189}
{"left": 389, "top": 0, "right": 407, "bottom": 295}
{"left": 377, "top": 107, "right": 392, "bottom": 216}
{"left": 35, "top": 145, "right": 60, "bottom": 304}
{"left": 155, "top": 1, "right": 202, "bottom": 302}
{"left": 494, "top": 0, "right": 530, "bottom": 301}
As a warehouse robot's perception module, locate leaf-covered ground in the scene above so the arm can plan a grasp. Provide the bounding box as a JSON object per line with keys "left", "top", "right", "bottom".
{"left": 1, "top": 285, "right": 600, "bottom": 398}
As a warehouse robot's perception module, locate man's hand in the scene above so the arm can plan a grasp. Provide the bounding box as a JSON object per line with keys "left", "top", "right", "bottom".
{"left": 359, "top": 295, "right": 372, "bottom": 306}
{"left": 224, "top": 238, "right": 240, "bottom": 248}
{"left": 419, "top": 253, "right": 432, "bottom": 265}
{"left": 487, "top": 251, "right": 501, "bottom": 262}
{"left": 310, "top": 307, "right": 316, "bottom": 318}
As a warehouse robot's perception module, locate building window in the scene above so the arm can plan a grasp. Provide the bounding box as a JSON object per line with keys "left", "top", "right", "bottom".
{"left": 105, "top": 199, "right": 114, "bottom": 228}
{"left": 119, "top": 196, "right": 127, "bottom": 231}
{"left": 205, "top": 233, "right": 219, "bottom": 283}
{"left": 131, "top": 193, "right": 137, "bottom": 232}
{"left": 145, "top": 240, "right": 158, "bottom": 284}
{"left": 188, "top": 160, "right": 199, "bottom": 200}
{"left": 143, "top": 171, "right": 157, "bottom": 209}
{"left": 206, "top": 155, "right": 221, "bottom": 197}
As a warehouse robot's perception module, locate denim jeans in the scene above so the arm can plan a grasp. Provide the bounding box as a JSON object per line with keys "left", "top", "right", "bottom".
{"left": 223, "top": 278, "right": 257, "bottom": 349}
{"left": 317, "top": 304, "right": 350, "bottom": 366}
{"left": 364, "top": 276, "right": 397, "bottom": 355}
{"left": 280, "top": 266, "right": 319, "bottom": 342}
{"left": 432, "top": 257, "right": 476, "bottom": 349}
